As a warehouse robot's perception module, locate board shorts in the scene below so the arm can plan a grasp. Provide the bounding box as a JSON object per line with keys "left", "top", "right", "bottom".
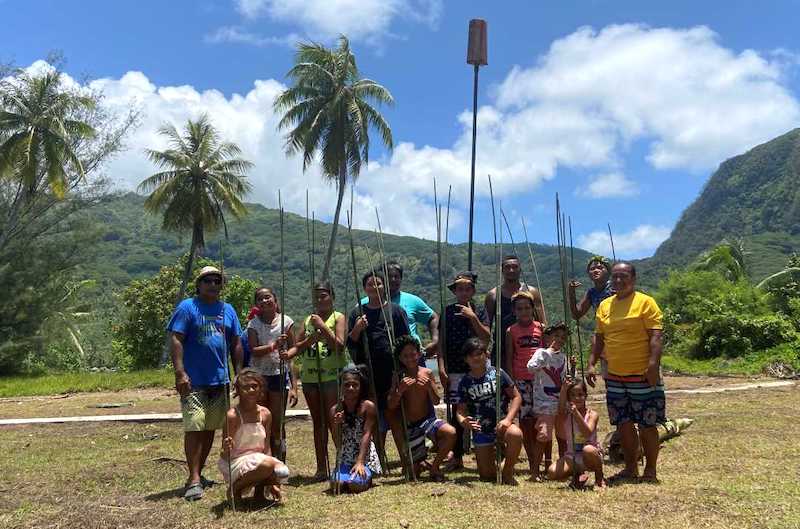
{"left": 332, "top": 463, "right": 373, "bottom": 489}
{"left": 605, "top": 373, "right": 666, "bottom": 428}
{"left": 407, "top": 415, "right": 446, "bottom": 463}
{"left": 516, "top": 380, "right": 536, "bottom": 420}
{"left": 180, "top": 385, "right": 227, "bottom": 432}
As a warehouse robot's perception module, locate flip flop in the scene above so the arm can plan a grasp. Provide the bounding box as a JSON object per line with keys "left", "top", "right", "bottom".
{"left": 184, "top": 482, "right": 204, "bottom": 501}
{"left": 199, "top": 475, "right": 216, "bottom": 488}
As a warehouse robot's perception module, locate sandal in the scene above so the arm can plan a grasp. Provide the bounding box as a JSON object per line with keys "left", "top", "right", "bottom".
{"left": 183, "top": 482, "right": 204, "bottom": 501}
{"left": 199, "top": 475, "right": 216, "bottom": 488}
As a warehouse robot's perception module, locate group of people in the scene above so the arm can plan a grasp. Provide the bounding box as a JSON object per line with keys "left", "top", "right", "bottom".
{"left": 167, "top": 252, "right": 665, "bottom": 504}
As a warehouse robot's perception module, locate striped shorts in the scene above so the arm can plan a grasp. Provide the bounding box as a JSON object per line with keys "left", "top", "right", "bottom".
{"left": 605, "top": 374, "right": 665, "bottom": 428}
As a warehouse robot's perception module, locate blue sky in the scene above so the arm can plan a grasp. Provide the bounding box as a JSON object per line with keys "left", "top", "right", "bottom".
{"left": 6, "top": 0, "right": 800, "bottom": 258}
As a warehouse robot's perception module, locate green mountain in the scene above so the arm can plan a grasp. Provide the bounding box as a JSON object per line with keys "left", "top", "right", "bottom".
{"left": 646, "top": 128, "right": 800, "bottom": 281}
{"left": 84, "top": 193, "right": 592, "bottom": 321}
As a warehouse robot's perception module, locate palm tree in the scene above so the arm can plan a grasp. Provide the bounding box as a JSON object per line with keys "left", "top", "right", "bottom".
{"left": 138, "top": 114, "right": 253, "bottom": 305}
{"left": 274, "top": 35, "right": 394, "bottom": 281}
{"left": 691, "top": 240, "right": 748, "bottom": 282}
{"left": 0, "top": 69, "right": 95, "bottom": 252}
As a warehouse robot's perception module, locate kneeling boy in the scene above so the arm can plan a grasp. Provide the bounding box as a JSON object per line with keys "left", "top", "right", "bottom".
{"left": 389, "top": 335, "right": 456, "bottom": 480}
{"left": 455, "top": 338, "right": 523, "bottom": 485}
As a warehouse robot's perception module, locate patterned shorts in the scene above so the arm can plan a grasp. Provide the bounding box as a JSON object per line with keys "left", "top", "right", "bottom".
{"left": 605, "top": 374, "right": 666, "bottom": 428}
{"left": 516, "top": 380, "right": 536, "bottom": 420}
{"left": 407, "top": 415, "right": 446, "bottom": 463}
{"left": 180, "top": 385, "right": 227, "bottom": 432}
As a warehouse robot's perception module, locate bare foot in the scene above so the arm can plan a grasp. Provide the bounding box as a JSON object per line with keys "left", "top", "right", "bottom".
{"left": 639, "top": 472, "right": 659, "bottom": 484}
{"left": 595, "top": 477, "right": 607, "bottom": 490}
{"left": 502, "top": 475, "right": 519, "bottom": 486}
{"left": 271, "top": 485, "right": 285, "bottom": 505}
{"left": 529, "top": 473, "right": 544, "bottom": 483}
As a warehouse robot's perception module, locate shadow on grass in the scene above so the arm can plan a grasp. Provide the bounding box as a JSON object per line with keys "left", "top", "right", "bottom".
{"left": 143, "top": 486, "right": 185, "bottom": 502}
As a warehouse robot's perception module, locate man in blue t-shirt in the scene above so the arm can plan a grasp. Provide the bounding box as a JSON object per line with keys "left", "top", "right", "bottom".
{"left": 167, "top": 266, "right": 243, "bottom": 502}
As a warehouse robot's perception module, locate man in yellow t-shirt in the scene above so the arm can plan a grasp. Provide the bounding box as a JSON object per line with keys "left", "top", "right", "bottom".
{"left": 587, "top": 262, "right": 664, "bottom": 483}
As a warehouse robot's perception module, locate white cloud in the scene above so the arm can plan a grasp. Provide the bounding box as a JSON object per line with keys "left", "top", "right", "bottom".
{"left": 204, "top": 26, "right": 300, "bottom": 47}
{"left": 18, "top": 24, "right": 800, "bottom": 244}
{"left": 494, "top": 24, "right": 800, "bottom": 172}
{"left": 578, "top": 224, "right": 672, "bottom": 259}
{"left": 577, "top": 172, "right": 639, "bottom": 198}
{"left": 232, "top": 0, "right": 442, "bottom": 43}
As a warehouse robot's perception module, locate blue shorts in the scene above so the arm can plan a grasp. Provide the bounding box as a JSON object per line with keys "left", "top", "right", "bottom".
{"left": 407, "top": 415, "right": 445, "bottom": 463}
{"left": 472, "top": 430, "right": 496, "bottom": 448}
{"left": 605, "top": 374, "right": 666, "bottom": 428}
{"left": 331, "top": 463, "right": 373, "bottom": 489}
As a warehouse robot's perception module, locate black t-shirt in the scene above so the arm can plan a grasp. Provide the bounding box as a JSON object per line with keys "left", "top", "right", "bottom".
{"left": 439, "top": 302, "right": 489, "bottom": 374}
{"left": 488, "top": 283, "right": 530, "bottom": 366}
{"left": 346, "top": 302, "right": 410, "bottom": 403}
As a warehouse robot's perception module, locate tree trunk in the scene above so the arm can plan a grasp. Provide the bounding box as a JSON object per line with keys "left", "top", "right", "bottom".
{"left": 159, "top": 224, "right": 200, "bottom": 366}
{"left": 321, "top": 165, "right": 347, "bottom": 281}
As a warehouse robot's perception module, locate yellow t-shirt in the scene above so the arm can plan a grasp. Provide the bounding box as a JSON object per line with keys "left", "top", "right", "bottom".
{"left": 595, "top": 291, "right": 663, "bottom": 376}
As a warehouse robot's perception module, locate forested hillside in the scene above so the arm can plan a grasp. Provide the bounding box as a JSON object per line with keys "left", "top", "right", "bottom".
{"left": 84, "top": 193, "right": 593, "bottom": 320}
{"left": 647, "top": 128, "right": 800, "bottom": 281}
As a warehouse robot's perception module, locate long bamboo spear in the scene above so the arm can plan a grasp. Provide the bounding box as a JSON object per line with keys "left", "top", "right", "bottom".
{"left": 277, "top": 191, "right": 288, "bottom": 463}
{"left": 487, "top": 175, "right": 502, "bottom": 485}
{"left": 568, "top": 216, "right": 585, "bottom": 380}
{"left": 500, "top": 206, "right": 518, "bottom": 256}
{"left": 219, "top": 239, "right": 236, "bottom": 512}
{"left": 434, "top": 181, "right": 450, "bottom": 424}
{"left": 306, "top": 193, "right": 330, "bottom": 478}
{"left": 373, "top": 209, "right": 416, "bottom": 482}
{"left": 345, "top": 209, "right": 390, "bottom": 473}
{"left": 607, "top": 222, "right": 617, "bottom": 262}
{"left": 520, "top": 217, "right": 547, "bottom": 323}
{"left": 556, "top": 195, "right": 580, "bottom": 487}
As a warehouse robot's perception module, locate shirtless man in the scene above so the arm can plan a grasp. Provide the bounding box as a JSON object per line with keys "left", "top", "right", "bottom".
{"left": 484, "top": 255, "right": 546, "bottom": 368}
{"left": 388, "top": 335, "right": 456, "bottom": 480}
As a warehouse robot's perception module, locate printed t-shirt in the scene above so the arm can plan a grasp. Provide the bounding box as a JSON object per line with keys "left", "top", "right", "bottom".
{"left": 595, "top": 291, "right": 663, "bottom": 376}
{"left": 297, "top": 311, "right": 349, "bottom": 384}
{"left": 457, "top": 367, "right": 514, "bottom": 434}
{"left": 167, "top": 298, "right": 242, "bottom": 386}
{"left": 527, "top": 347, "right": 567, "bottom": 415}
{"left": 508, "top": 320, "right": 543, "bottom": 380}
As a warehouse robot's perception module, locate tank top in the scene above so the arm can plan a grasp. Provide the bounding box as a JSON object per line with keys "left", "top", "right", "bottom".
{"left": 509, "top": 320, "right": 543, "bottom": 380}
{"left": 247, "top": 312, "right": 295, "bottom": 376}
{"left": 299, "top": 311, "right": 348, "bottom": 384}
{"left": 231, "top": 406, "right": 267, "bottom": 459}
{"left": 564, "top": 409, "right": 599, "bottom": 456}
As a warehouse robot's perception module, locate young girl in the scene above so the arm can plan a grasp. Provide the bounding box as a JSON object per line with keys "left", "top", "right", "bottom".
{"left": 285, "top": 281, "right": 348, "bottom": 481}
{"left": 547, "top": 379, "right": 606, "bottom": 489}
{"left": 456, "top": 338, "right": 523, "bottom": 485}
{"left": 504, "top": 291, "right": 544, "bottom": 478}
{"left": 330, "top": 365, "right": 382, "bottom": 493}
{"left": 218, "top": 369, "right": 290, "bottom": 505}
{"left": 247, "top": 287, "right": 298, "bottom": 458}
{"left": 526, "top": 322, "right": 569, "bottom": 481}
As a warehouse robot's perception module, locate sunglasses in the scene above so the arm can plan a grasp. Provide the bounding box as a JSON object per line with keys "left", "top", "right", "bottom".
{"left": 201, "top": 277, "right": 223, "bottom": 285}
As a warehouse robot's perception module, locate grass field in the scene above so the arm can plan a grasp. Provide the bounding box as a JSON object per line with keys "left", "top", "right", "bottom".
{"left": 0, "top": 369, "right": 173, "bottom": 398}
{"left": 1, "top": 380, "right": 798, "bottom": 529}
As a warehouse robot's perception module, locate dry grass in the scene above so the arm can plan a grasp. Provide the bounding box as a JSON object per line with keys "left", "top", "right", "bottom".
{"left": 1, "top": 383, "right": 798, "bottom": 529}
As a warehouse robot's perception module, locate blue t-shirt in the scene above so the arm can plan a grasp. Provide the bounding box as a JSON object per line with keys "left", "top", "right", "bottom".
{"left": 167, "top": 298, "right": 242, "bottom": 386}
{"left": 457, "top": 367, "right": 514, "bottom": 434}
{"left": 587, "top": 281, "right": 614, "bottom": 309}
{"left": 360, "top": 291, "right": 434, "bottom": 343}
